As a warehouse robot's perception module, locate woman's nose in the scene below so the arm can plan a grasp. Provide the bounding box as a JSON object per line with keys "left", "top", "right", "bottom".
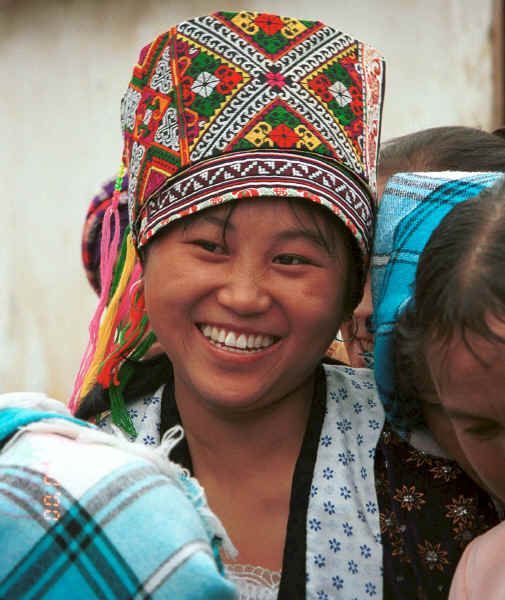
{"left": 364, "top": 315, "right": 374, "bottom": 334}
{"left": 216, "top": 265, "right": 272, "bottom": 315}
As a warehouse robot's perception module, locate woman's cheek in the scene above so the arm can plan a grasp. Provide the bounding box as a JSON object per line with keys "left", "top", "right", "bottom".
{"left": 453, "top": 429, "right": 505, "bottom": 501}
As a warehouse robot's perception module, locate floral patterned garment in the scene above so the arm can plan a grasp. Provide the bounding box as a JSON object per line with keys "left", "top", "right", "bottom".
{"left": 96, "top": 368, "right": 499, "bottom": 599}
{"left": 376, "top": 423, "right": 499, "bottom": 600}
{"left": 97, "top": 365, "right": 385, "bottom": 599}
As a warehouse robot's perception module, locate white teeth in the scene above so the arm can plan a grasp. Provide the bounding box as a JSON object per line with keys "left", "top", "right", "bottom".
{"left": 236, "top": 334, "right": 247, "bottom": 349}
{"left": 199, "top": 324, "right": 276, "bottom": 352}
{"left": 262, "top": 335, "right": 273, "bottom": 348}
{"left": 224, "top": 331, "right": 236, "bottom": 347}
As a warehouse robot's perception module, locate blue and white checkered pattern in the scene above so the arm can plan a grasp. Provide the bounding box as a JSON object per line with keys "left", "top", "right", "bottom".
{"left": 371, "top": 171, "right": 505, "bottom": 436}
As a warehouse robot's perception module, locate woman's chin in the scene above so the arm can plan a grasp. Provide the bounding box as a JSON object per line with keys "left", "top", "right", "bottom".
{"left": 198, "top": 391, "right": 275, "bottom": 418}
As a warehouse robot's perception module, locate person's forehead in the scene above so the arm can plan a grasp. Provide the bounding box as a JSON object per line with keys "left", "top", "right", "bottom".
{"left": 435, "top": 332, "right": 505, "bottom": 415}
{"left": 189, "top": 197, "right": 332, "bottom": 228}
{"left": 432, "top": 315, "right": 505, "bottom": 372}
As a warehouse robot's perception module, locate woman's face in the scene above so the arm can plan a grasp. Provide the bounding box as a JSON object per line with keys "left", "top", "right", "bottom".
{"left": 427, "top": 317, "right": 505, "bottom": 502}
{"left": 143, "top": 198, "right": 351, "bottom": 415}
{"left": 341, "top": 272, "right": 373, "bottom": 367}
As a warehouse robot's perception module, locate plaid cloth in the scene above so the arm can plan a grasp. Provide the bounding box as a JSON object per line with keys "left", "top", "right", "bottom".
{"left": 371, "top": 171, "right": 505, "bottom": 436}
{"left": 0, "top": 393, "right": 237, "bottom": 599}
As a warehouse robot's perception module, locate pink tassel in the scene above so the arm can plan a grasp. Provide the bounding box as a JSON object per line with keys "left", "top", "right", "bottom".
{"left": 103, "top": 261, "right": 143, "bottom": 358}
{"left": 69, "top": 187, "right": 122, "bottom": 412}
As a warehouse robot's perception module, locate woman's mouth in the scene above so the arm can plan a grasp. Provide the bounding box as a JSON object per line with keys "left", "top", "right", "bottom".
{"left": 197, "top": 324, "right": 279, "bottom": 354}
{"left": 356, "top": 337, "right": 374, "bottom": 367}
{"left": 357, "top": 337, "right": 373, "bottom": 354}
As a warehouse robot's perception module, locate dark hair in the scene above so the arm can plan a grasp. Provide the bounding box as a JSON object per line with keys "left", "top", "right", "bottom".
{"left": 394, "top": 178, "right": 505, "bottom": 430}
{"left": 75, "top": 353, "right": 172, "bottom": 420}
{"left": 492, "top": 126, "right": 505, "bottom": 142}
{"left": 379, "top": 126, "right": 505, "bottom": 183}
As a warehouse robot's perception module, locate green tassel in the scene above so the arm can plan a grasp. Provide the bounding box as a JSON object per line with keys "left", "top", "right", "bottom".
{"left": 131, "top": 331, "right": 157, "bottom": 360}
{"left": 108, "top": 330, "right": 159, "bottom": 438}
{"left": 109, "top": 225, "right": 131, "bottom": 303}
{"left": 110, "top": 381, "right": 137, "bottom": 437}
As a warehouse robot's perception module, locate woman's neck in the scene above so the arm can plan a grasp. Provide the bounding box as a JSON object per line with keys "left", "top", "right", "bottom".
{"left": 174, "top": 372, "right": 317, "bottom": 571}
{"left": 174, "top": 372, "right": 315, "bottom": 482}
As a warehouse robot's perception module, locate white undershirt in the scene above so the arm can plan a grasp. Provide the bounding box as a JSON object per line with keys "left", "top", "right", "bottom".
{"left": 224, "top": 564, "right": 281, "bottom": 600}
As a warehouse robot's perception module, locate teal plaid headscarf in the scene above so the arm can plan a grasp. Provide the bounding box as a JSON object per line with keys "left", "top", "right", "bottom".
{"left": 0, "top": 395, "right": 237, "bottom": 599}
{"left": 371, "top": 171, "right": 505, "bottom": 437}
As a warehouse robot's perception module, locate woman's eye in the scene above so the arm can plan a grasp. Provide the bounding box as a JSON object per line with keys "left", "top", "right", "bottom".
{"left": 273, "top": 254, "right": 309, "bottom": 266}
{"left": 464, "top": 422, "right": 501, "bottom": 440}
{"left": 192, "top": 240, "right": 224, "bottom": 254}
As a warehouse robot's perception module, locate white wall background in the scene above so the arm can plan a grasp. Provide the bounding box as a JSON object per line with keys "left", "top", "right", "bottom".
{"left": 0, "top": 0, "right": 495, "bottom": 401}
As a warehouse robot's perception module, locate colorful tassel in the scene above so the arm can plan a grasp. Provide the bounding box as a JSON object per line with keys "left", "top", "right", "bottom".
{"left": 78, "top": 227, "right": 136, "bottom": 397}
{"left": 70, "top": 165, "right": 126, "bottom": 413}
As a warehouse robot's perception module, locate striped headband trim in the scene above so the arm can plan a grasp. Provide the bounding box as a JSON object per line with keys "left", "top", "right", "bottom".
{"left": 136, "top": 150, "right": 373, "bottom": 255}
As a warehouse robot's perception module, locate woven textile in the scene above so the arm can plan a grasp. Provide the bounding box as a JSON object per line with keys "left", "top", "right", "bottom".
{"left": 0, "top": 394, "right": 237, "bottom": 599}
{"left": 82, "top": 175, "right": 130, "bottom": 295}
{"left": 371, "top": 171, "right": 505, "bottom": 435}
{"left": 121, "top": 11, "right": 385, "bottom": 260}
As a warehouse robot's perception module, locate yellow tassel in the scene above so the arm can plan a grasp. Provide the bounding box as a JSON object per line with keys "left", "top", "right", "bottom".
{"left": 80, "top": 232, "right": 138, "bottom": 399}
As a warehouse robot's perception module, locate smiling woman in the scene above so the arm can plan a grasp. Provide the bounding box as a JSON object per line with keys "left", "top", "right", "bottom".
{"left": 70, "top": 10, "right": 388, "bottom": 599}
{"left": 143, "top": 199, "right": 355, "bottom": 417}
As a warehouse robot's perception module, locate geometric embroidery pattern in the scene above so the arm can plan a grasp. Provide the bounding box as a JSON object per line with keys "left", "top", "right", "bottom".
{"left": 142, "top": 150, "right": 373, "bottom": 251}
{"left": 121, "top": 11, "right": 385, "bottom": 256}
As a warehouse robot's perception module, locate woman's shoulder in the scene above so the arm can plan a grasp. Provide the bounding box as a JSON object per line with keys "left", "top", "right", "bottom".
{"left": 320, "top": 363, "right": 384, "bottom": 438}
{"left": 96, "top": 385, "right": 165, "bottom": 445}
{"left": 322, "top": 363, "right": 379, "bottom": 399}
{"left": 449, "top": 520, "right": 505, "bottom": 599}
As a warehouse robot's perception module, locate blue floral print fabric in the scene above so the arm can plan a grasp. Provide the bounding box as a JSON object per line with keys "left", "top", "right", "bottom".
{"left": 97, "top": 386, "right": 164, "bottom": 446}
{"left": 306, "top": 365, "right": 384, "bottom": 599}
{"left": 98, "top": 365, "right": 385, "bottom": 599}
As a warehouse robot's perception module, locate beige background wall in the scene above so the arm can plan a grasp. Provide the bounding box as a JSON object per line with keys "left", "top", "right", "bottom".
{"left": 0, "top": 0, "right": 495, "bottom": 401}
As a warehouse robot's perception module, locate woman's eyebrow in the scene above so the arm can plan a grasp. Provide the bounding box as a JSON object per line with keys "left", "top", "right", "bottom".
{"left": 187, "top": 219, "right": 326, "bottom": 248}
{"left": 187, "top": 213, "right": 235, "bottom": 230}
{"left": 204, "top": 214, "right": 233, "bottom": 228}
{"left": 443, "top": 406, "right": 489, "bottom": 420}
{"left": 275, "top": 228, "right": 326, "bottom": 248}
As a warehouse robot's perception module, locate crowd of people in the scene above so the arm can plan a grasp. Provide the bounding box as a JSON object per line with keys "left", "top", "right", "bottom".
{"left": 1, "top": 10, "right": 505, "bottom": 599}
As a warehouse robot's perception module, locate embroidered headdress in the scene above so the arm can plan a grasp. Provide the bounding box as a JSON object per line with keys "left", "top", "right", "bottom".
{"left": 372, "top": 171, "right": 505, "bottom": 436}
{"left": 123, "top": 11, "right": 384, "bottom": 257}
{"left": 71, "top": 11, "right": 385, "bottom": 429}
